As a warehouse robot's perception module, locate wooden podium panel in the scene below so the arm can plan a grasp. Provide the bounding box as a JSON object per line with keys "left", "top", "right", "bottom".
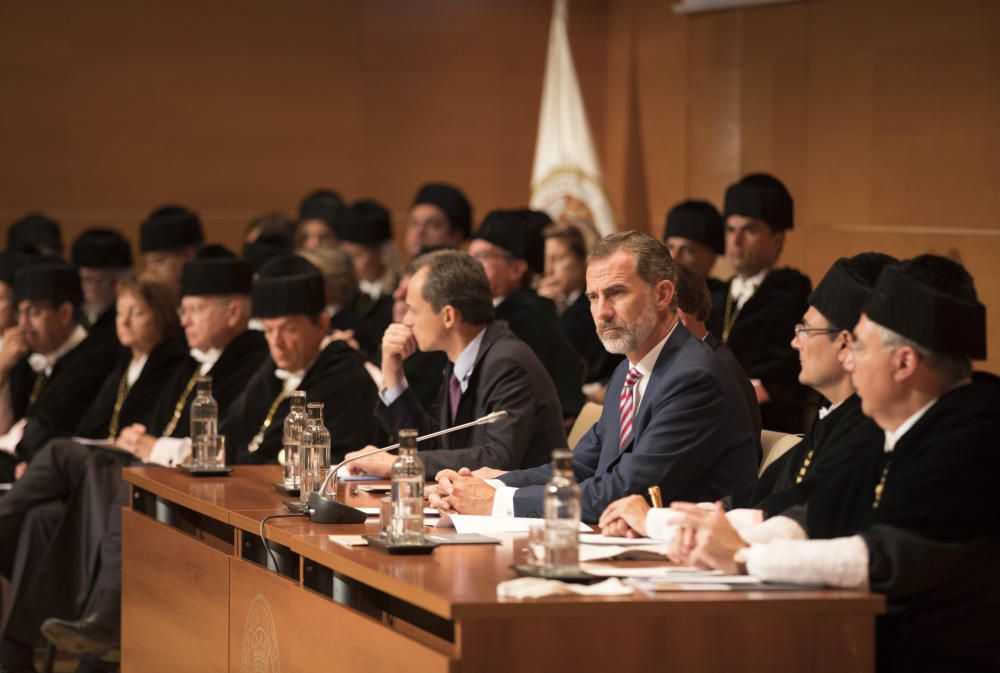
{"left": 122, "top": 509, "right": 230, "bottom": 673}
{"left": 229, "top": 557, "right": 453, "bottom": 673}
{"left": 457, "top": 612, "right": 873, "bottom": 673}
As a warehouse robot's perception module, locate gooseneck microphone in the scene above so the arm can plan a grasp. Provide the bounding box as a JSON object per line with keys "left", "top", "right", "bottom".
{"left": 306, "top": 410, "right": 509, "bottom": 524}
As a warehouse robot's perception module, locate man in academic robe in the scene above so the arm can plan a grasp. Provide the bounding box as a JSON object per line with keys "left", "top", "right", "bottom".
{"left": 468, "top": 210, "right": 586, "bottom": 420}
{"left": 429, "top": 233, "right": 759, "bottom": 524}
{"left": 70, "top": 229, "right": 133, "bottom": 346}
{"left": 339, "top": 199, "right": 398, "bottom": 352}
{"left": 0, "top": 263, "right": 119, "bottom": 482}
{"left": 663, "top": 200, "right": 726, "bottom": 294}
{"left": 225, "top": 254, "right": 378, "bottom": 464}
{"left": 406, "top": 182, "right": 472, "bottom": 257}
{"left": 13, "top": 254, "right": 269, "bottom": 668}
{"left": 343, "top": 249, "right": 566, "bottom": 479}
{"left": 706, "top": 174, "right": 815, "bottom": 433}
{"left": 0, "top": 252, "right": 37, "bottom": 433}
{"left": 599, "top": 253, "right": 894, "bottom": 536}
{"left": 660, "top": 254, "right": 999, "bottom": 672}
{"left": 138, "top": 204, "right": 204, "bottom": 293}
{"left": 0, "top": 277, "right": 186, "bottom": 673}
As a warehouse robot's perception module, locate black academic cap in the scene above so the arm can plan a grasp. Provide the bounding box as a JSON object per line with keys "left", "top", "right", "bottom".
{"left": 7, "top": 212, "right": 63, "bottom": 255}
{"left": 140, "top": 205, "right": 204, "bottom": 253}
{"left": 70, "top": 229, "right": 133, "bottom": 269}
{"left": 412, "top": 183, "right": 472, "bottom": 239}
{"left": 251, "top": 254, "right": 326, "bottom": 318}
{"left": 863, "top": 255, "right": 986, "bottom": 360}
{"left": 181, "top": 248, "right": 253, "bottom": 297}
{"left": 0, "top": 250, "right": 35, "bottom": 286}
{"left": 723, "top": 173, "right": 794, "bottom": 232}
{"left": 663, "top": 200, "right": 725, "bottom": 255}
{"left": 474, "top": 210, "right": 545, "bottom": 275}
{"left": 14, "top": 262, "right": 83, "bottom": 306}
{"left": 298, "top": 189, "right": 345, "bottom": 227}
{"left": 242, "top": 232, "right": 293, "bottom": 273}
{"left": 809, "top": 253, "right": 897, "bottom": 331}
{"left": 339, "top": 199, "right": 393, "bottom": 246}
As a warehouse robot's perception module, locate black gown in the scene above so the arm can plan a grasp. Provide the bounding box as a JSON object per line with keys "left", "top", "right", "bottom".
{"left": 73, "top": 328, "right": 188, "bottom": 440}
{"left": 144, "top": 329, "right": 269, "bottom": 439}
{"left": 1, "top": 326, "right": 121, "bottom": 480}
{"left": 495, "top": 289, "right": 583, "bottom": 418}
{"left": 225, "top": 339, "right": 378, "bottom": 465}
{"left": 706, "top": 267, "right": 817, "bottom": 433}
{"left": 352, "top": 291, "right": 393, "bottom": 362}
{"left": 802, "top": 376, "right": 1000, "bottom": 671}
{"left": 726, "top": 394, "right": 882, "bottom": 516}
{"left": 557, "top": 291, "right": 623, "bottom": 383}
{"left": 0, "top": 330, "right": 186, "bottom": 656}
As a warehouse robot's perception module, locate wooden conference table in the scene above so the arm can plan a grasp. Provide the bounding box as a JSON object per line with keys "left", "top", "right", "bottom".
{"left": 121, "top": 465, "right": 883, "bottom": 673}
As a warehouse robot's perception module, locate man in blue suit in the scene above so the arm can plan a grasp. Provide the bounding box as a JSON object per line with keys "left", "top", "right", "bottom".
{"left": 430, "top": 231, "right": 759, "bottom": 523}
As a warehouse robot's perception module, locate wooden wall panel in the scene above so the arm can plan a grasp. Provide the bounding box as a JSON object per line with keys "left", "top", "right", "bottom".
{"left": 1, "top": 0, "right": 997, "bottom": 370}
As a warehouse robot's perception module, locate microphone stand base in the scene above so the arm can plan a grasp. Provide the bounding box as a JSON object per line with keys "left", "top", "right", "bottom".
{"left": 307, "top": 492, "right": 368, "bottom": 524}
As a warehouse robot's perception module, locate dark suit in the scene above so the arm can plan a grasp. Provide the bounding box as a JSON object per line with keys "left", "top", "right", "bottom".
{"left": 499, "top": 323, "right": 759, "bottom": 523}
{"left": 376, "top": 320, "right": 567, "bottom": 478}
{"left": 707, "top": 267, "right": 817, "bottom": 433}
{"left": 704, "top": 331, "right": 762, "bottom": 462}
{"left": 495, "top": 289, "right": 585, "bottom": 417}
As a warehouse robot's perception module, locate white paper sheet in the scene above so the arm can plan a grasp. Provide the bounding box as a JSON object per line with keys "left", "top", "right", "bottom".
{"left": 438, "top": 514, "right": 591, "bottom": 534}
{"left": 357, "top": 507, "right": 439, "bottom": 517}
{"left": 579, "top": 533, "right": 664, "bottom": 546}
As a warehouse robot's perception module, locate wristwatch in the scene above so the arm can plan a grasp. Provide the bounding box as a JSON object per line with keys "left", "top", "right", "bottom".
{"left": 732, "top": 546, "right": 750, "bottom": 575}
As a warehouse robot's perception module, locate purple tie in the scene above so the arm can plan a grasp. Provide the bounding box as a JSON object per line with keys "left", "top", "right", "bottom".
{"left": 449, "top": 373, "right": 462, "bottom": 422}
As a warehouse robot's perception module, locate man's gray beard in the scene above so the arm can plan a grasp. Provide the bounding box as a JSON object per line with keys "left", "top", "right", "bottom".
{"left": 597, "top": 302, "right": 658, "bottom": 355}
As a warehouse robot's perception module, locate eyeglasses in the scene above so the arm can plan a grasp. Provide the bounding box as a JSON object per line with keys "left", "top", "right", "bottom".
{"left": 793, "top": 323, "right": 841, "bottom": 340}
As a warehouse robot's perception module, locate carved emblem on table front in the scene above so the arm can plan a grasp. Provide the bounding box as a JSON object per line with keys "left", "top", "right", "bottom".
{"left": 241, "top": 594, "right": 280, "bottom": 673}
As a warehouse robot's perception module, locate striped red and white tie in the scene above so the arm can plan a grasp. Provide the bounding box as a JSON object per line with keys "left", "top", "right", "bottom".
{"left": 618, "top": 366, "right": 643, "bottom": 452}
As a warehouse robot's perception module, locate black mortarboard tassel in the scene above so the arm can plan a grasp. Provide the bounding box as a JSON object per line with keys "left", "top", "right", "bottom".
{"left": 243, "top": 232, "right": 293, "bottom": 273}
{"left": 14, "top": 262, "right": 83, "bottom": 306}
{"left": 251, "top": 254, "right": 326, "bottom": 318}
{"left": 864, "top": 262, "right": 986, "bottom": 360}
{"left": 474, "top": 210, "right": 545, "bottom": 275}
{"left": 71, "top": 229, "right": 133, "bottom": 269}
{"left": 663, "top": 200, "right": 725, "bottom": 255}
{"left": 339, "top": 199, "right": 393, "bottom": 246}
{"left": 181, "top": 254, "right": 253, "bottom": 297}
{"left": 412, "top": 183, "right": 472, "bottom": 239}
{"left": 7, "top": 212, "right": 63, "bottom": 255}
{"left": 139, "top": 205, "right": 204, "bottom": 253}
{"left": 723, "top": 173, "right": 794, "bottom": 232}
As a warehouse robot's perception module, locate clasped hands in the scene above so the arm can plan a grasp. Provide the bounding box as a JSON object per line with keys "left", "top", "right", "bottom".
{"left": 599, "top": 495, "right": 751, "bottom": 575}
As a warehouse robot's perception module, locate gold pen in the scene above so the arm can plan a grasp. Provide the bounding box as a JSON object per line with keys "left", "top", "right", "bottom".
{"left": 647, "top": 485, "right": 663, "bottom": 508}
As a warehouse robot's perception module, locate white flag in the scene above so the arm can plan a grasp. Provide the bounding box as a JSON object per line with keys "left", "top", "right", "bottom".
{"left": 530, "top": 0, "right": 616, "bottom": 239}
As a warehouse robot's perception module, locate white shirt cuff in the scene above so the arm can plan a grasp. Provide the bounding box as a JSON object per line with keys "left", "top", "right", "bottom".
{"left": 0, "top": 417, "right": 27, "bottom": 455}
{"left": 486, "top": 479, "right": 517, "bottom": 517}
{"left": 745, "top": 535, "right": 869, "bottom": 588}
{"left": 739, "top": 515, "right": 808, "bottom": 544}
{"left": 725, "top": 508, "right": 764, "bottom": 532}
{"left": 148, "top": 437, "right": 192, "bottom": 467}
{"left": 379, "top": 380, "right": 408, "bottom": 407}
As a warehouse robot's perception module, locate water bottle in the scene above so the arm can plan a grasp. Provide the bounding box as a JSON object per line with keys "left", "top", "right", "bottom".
{"left": 389, "top": 429, "right": 424, "bottom": 545}
{"left": 282, "top": 391, "right": 307, "bottom": 490}
{"left": 190, "top": 376, "right": 218, "bottom": 468}
{"left": 543, "top": 448, "right": 580, "bottom": 574}
{"left": 299, "top": 402, "right": 331, "bottom": 504}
